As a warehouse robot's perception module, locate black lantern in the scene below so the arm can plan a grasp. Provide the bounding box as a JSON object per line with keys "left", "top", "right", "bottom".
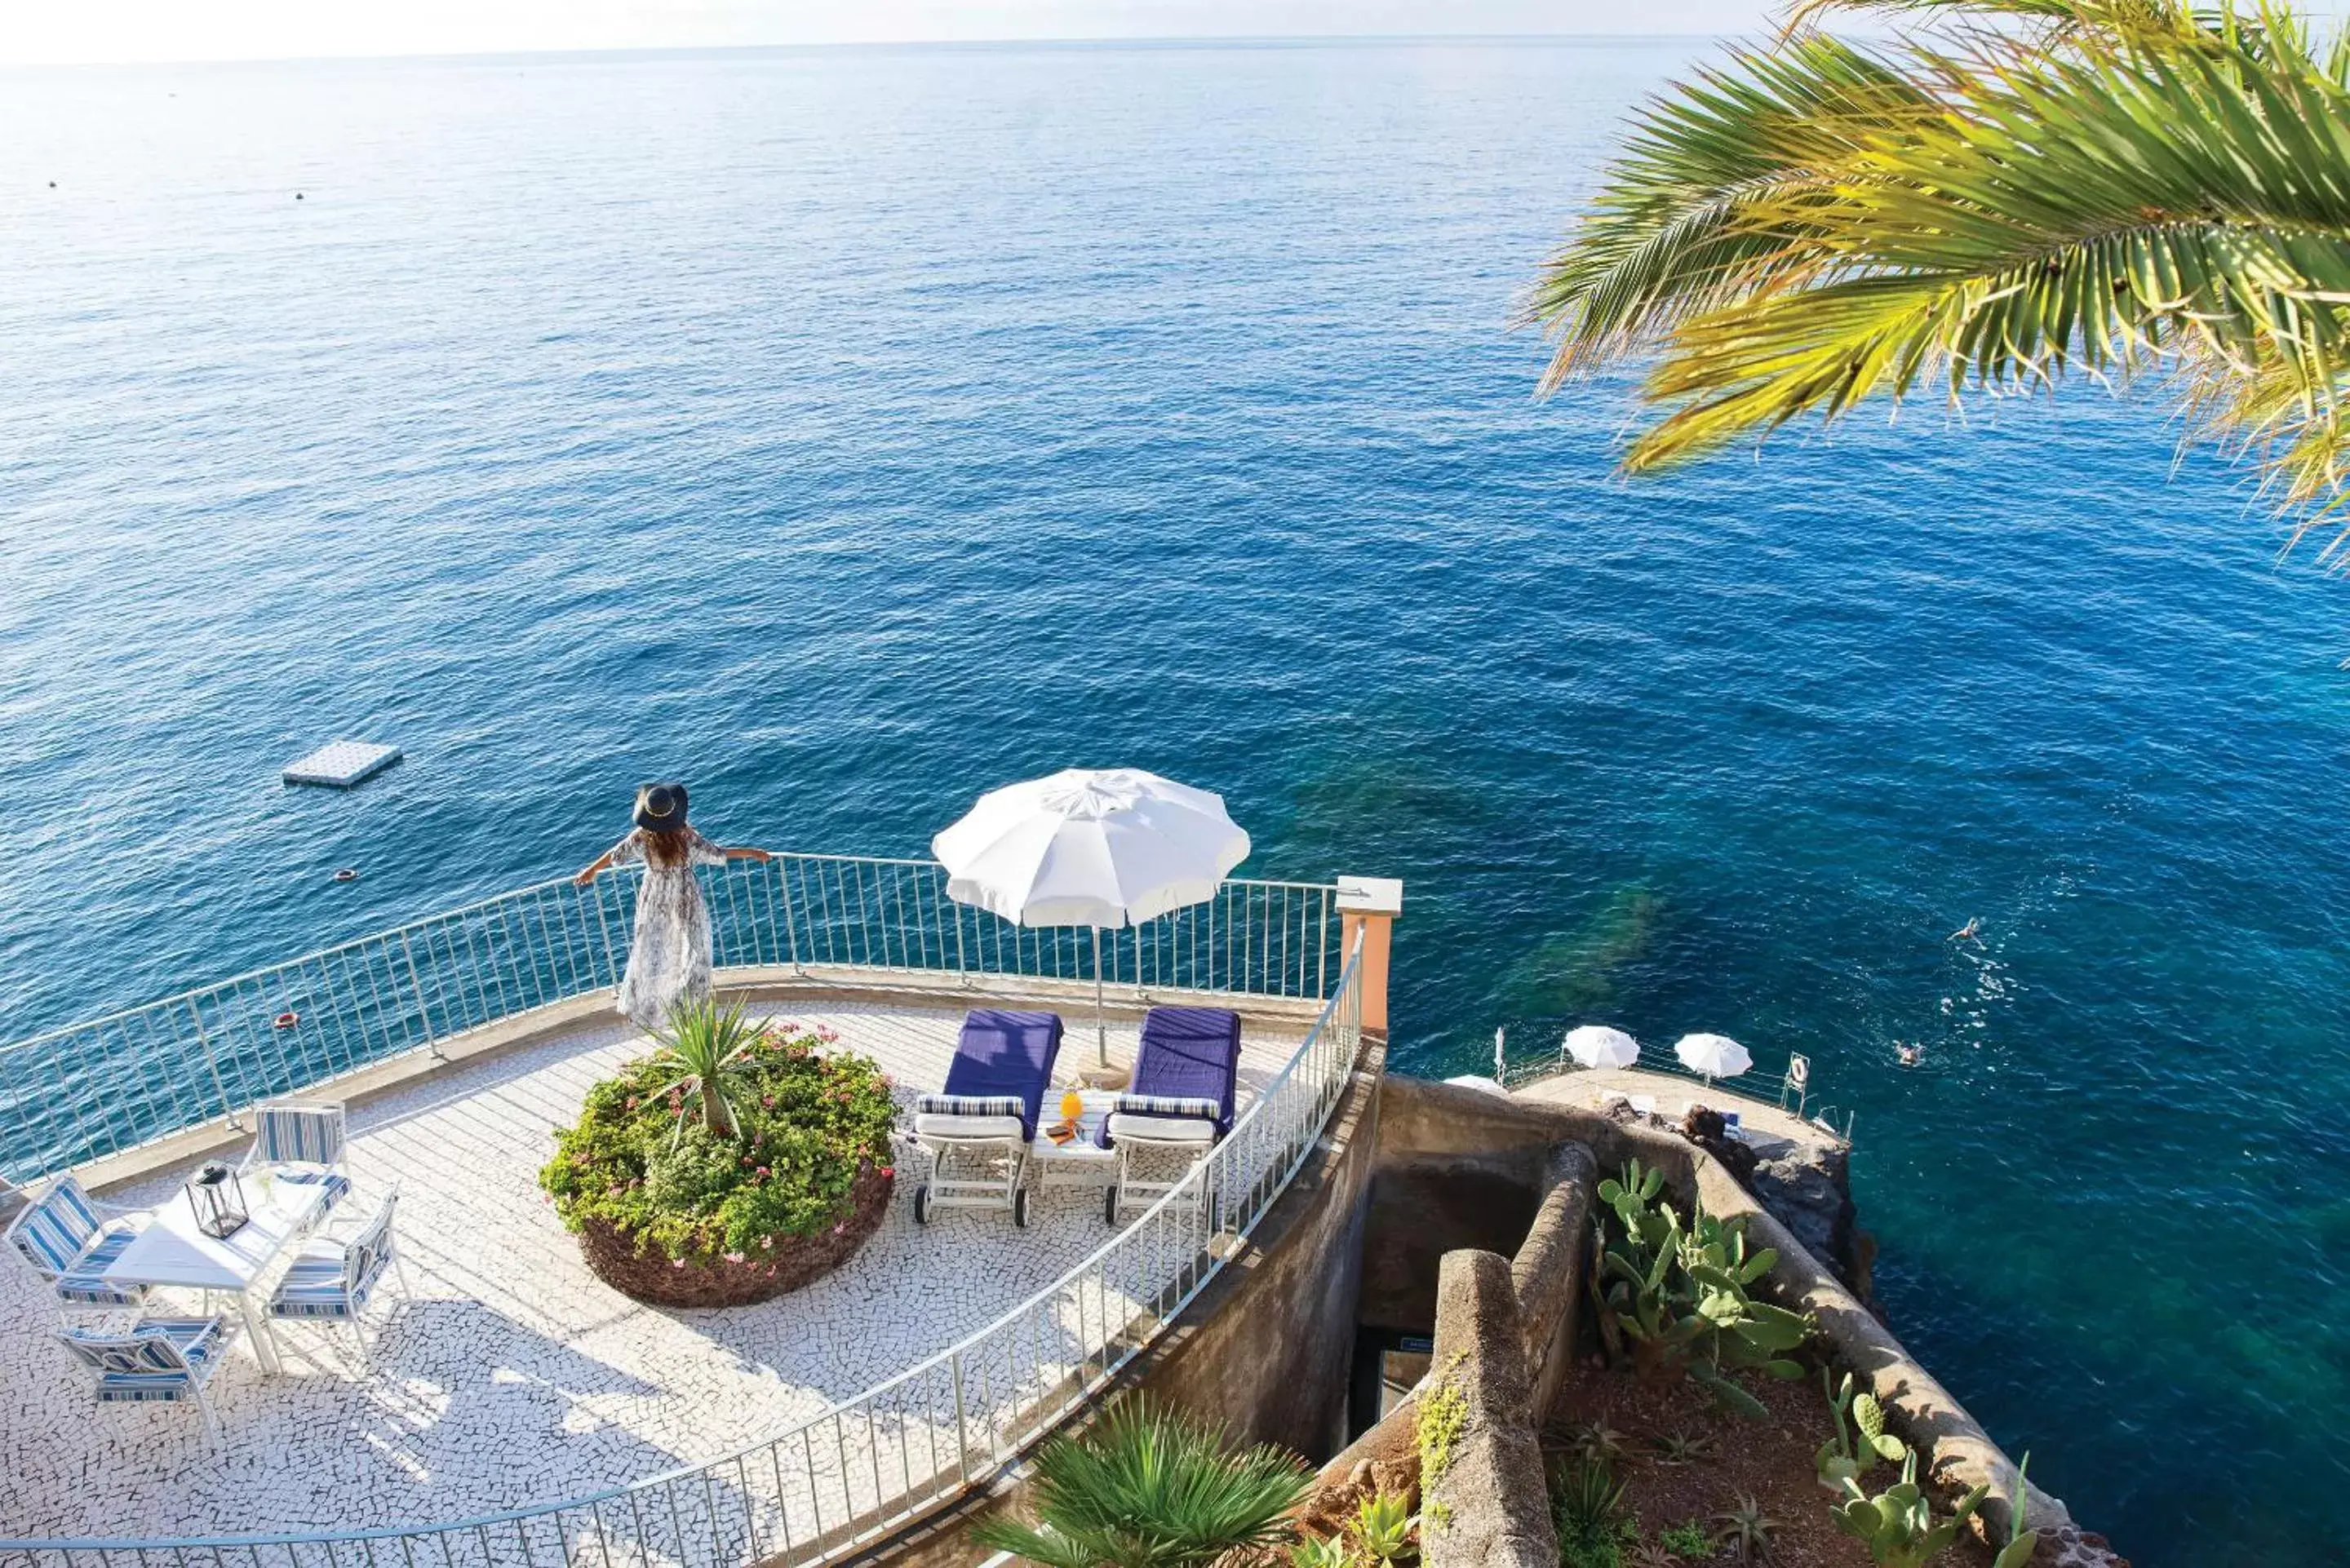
{"left": 188, "top": 1162, "right": 249, "bottom": 1239}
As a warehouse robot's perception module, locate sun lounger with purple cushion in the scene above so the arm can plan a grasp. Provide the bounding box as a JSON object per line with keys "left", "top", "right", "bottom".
{"left": 909, "top": 1009, "right": 1063, "bottom": 1228}
{"left": 1098, "top": 1006, "right": 1240, "bottom": 1223}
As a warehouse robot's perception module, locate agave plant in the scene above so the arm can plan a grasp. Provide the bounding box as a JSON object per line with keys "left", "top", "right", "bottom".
{"left": 1288, "top": 1535, "right": 1356, "bottom": 1568}
{"left": 647, "top": 998, "right": 765, "bottom": 1142}
{"left": 1711, "top": 1492, "right": 1784, "bottom": 1563}
{"left": 972, "top": 1400, "right": 1310, "bottom": 1568}
{"left": 1348, "top": 1491, "right": 1417, "bottom": 1566}
{"left": 1651, "top": 1428, "right": 1717, "bottom": 1466}
{"left": 1526, "top": 0, "right": 2350, "bottom": 548}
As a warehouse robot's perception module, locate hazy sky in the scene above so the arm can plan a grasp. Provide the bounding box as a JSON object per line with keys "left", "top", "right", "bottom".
{"left": 0, "top": 1, "right": 1780, "bottom": 66}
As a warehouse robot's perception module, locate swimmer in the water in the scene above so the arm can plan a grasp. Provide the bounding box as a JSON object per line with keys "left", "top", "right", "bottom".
{"left": 1949, "top": 917, "right": 1981, "bottom": 942}
{"left": 1896, "top": 1043, "right": 1922, "bottom": 1067}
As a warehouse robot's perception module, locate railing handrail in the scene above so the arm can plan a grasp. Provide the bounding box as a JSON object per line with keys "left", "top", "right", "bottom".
{"left": 0, "top": 937, "right": 1368, "bottom": 1557}
{"left": 0, "top": 860, "right": 1337, "bottom": 1064}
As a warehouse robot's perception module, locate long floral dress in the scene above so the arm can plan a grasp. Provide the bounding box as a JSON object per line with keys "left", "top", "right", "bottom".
{"left": 605, "top": 826, "right": 729, "bottom": 1030}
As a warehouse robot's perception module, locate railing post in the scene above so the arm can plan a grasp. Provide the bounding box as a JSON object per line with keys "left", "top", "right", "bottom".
{"left": 188, "top": 999, "right": 242, "bottom": 1131}
{"left": 400, "top": 931, "right": 446, "bottom": 1062}
{"left": 949, "top": 1350, "right": 970, "bottom": 1483}
{"left": 1334, "top": 875, "right": 1402, "bottom": 1037}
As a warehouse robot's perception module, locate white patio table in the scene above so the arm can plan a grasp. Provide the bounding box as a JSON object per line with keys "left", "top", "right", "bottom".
{"left": 99, "top": 1173, "right": 325, "bottom": 1373}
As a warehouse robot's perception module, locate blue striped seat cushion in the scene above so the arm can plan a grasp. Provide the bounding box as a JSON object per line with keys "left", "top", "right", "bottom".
{"left": 11, "top": 1178, "right": 102, "bottom": 1275}
{"left": 268, "top": 1245, "right": 388, "bottom": 1319}
{"left": 62, "top": 1318, "right": 221, "bottom": 1402}
{"left": 280, "top": 1170, "right": 352, "bottom": 1225}
{"left": 56, "top": 1227, "right": 149, "bottom": 1307}
{"left": 912, "top": 1093, "right": 1025, "bottom": 1119}
{"left": 255, "top": 1107, "right": 344, "bottom": 1167}
{"left": 1113, "top": 1094, "right": 1224, "bottom": 1121}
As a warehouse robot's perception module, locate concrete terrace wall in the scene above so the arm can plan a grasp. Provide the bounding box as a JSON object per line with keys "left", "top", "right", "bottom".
{"left": 1375, "top": 1079, "right": 2118, "bottom": 1565}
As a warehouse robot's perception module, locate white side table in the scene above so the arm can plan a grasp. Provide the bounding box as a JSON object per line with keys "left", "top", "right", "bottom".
{"left": 1031, "top": 1090, "right": 1120, "bottom": 1203}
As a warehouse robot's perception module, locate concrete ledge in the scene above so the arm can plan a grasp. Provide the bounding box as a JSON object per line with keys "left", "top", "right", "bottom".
{"left": 1421, "top": 1251, "right": 1554, "bottom": 1568}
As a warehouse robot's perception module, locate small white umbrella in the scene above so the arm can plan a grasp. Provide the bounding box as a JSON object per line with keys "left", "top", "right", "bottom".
{"left": 932, "top": 767, "right": 1251, "bottom": 1069}
{"left": 1673, "top": 1032, "right": 1753, "bottom": 1084}
{"left": 1563, "top": 1025, "right": 1641, "bottom": 1070}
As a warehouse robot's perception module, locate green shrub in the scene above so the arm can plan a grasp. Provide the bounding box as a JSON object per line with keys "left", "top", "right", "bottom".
{"left": 1657, "top": 1520, "right": 1710, "bottom": 1558}
{"left": 539, "top": 1020, "right": 896, "bottom": 1265}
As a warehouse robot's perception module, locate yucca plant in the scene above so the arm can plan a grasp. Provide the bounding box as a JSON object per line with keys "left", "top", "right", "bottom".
{"left": 1527, "top": 0, "right": 2350, "bottom": 549}
{"left": 973, "top": 1401, "right": 1310, "bottom": 1568}
{"left": 647, "top": 997, "right": 764, "bottom": 1142}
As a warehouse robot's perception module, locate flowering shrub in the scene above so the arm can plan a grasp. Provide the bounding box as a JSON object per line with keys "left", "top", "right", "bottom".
{"left": 539, "top": 1024, "right": 896, "bottom": 1265}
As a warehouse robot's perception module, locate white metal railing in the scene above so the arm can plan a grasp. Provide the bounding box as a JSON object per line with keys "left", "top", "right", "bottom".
{"left": 0, "top": 855, "right": 1341, "bottom": 1185}
{"left": 0, "top": 939, "right": 1368, "bottom": 1568}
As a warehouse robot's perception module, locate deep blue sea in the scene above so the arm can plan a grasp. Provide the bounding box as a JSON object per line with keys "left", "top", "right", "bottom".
{"left": 2, "top": 38, "right": 2344, "bottom": 1566}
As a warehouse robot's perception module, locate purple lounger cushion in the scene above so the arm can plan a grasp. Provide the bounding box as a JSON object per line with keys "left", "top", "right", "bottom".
{"left": 1099, "top": 1006, "right": 1240, "bottom": 1147}
{"left": 943, "top": 1010, "right": 1064, "bottom": 1141}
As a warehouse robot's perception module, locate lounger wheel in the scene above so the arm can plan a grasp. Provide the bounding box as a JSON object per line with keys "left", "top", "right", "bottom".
{"left": 1104, "top": 1185, "right": 1120, "bottom": 1225}
{"left": 1013, "top": 1188, "right": 1033, "bottom": 1229}
{"left": 912, "top": 1185, "right": 933, "bottom": 1225}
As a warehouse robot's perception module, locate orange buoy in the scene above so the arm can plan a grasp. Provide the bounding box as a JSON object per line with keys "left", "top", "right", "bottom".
{"left": 273, "top": 1011, "right": 299, "bottom": 1030}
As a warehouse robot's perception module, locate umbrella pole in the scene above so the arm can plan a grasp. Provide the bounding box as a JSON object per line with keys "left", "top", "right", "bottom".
{"left": 1092, "top": 927, "right": 1107, "bottom": 1067}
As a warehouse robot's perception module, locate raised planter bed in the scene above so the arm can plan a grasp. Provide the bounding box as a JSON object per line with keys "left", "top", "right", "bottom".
{"left": 576, "top": 1161, "right": 894, "bottom": 1308}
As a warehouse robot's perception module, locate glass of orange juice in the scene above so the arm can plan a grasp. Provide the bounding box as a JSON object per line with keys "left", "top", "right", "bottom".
{"left": 1059, "top": 1088, "right": 1085, "bottom": 1125}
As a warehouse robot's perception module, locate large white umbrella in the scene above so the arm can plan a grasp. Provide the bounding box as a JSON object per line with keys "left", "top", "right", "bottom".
{"left": 1673, "top": 1032, "right": 1753, "bottom": 1084}
{"left": 932, "top": 767, "right": 1251, "bottom": 1068}
{"left": 1563, "top": 1025, "right": 1641, "bottom": 1070}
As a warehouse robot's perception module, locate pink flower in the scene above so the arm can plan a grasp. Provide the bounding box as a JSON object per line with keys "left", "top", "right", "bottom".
{"left": 761, "top": 1236, "right": 774, "bottom": 1249}
{"left": 878, "top": 1166, "right": 894, "bottom": 1179}
{"left": 723, "top": 1252, "right": 746, "bottom": 1264}
{"left": 756, "top": 1167, "right": 769, "bottom": 1177}
{"left": 831, "top": 1222, "right": 847, "bottom": 1236}
{"left": 671, "top": 1258, "right": 686, "bottom": 1269}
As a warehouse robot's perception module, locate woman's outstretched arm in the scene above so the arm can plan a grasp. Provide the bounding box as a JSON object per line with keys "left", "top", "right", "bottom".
{"left": 574, "top": 850, "right": 617, "bottom": 887}
{"left": 724, "top": 846, "right": 774, "bottom": 862}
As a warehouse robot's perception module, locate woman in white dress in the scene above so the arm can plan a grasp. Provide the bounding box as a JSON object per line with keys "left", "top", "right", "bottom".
{"left": 575, "top": 782, "right": 773, "bottom": 1030}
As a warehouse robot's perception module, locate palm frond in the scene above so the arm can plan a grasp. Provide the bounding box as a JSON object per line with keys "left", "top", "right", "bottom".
{"left": 1533, "top": 3, "right": 2350, "bottom": 522}
{"left": 1526, "top": 36, "right": 1935, "bottom": 388}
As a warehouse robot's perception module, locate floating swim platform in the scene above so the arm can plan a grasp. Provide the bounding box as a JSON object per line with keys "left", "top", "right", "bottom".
{"left": 282, "top": 740, "right": 402, "bottom": 789}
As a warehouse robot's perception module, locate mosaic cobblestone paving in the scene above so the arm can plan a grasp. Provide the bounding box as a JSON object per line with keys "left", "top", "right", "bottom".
{"left": 0, "top": 1002, "right": 1297, "bottom": 1542}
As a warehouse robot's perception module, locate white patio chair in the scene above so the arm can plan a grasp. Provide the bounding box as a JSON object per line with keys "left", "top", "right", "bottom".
{"left": 266, "top": 1185, "right": 408, "bottom": 1368}
{"left": 5, "top": 1175, "right": 153, "bottom": 1314}
{"left": 238, "top": 1100, "right": 352, "bottom": 1232}
{"left": 55, "top": 1313, "right": 238, "bottom": 1439}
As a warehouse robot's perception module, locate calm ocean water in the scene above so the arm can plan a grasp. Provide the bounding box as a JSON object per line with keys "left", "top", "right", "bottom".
{"left": 2, "top": 38, "right": 2343, "bottom": 1564}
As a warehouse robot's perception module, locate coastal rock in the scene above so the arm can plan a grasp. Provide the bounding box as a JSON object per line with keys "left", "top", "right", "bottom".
{"left": 1744, "top": 1139, "right": 1874, "bottom": 1305}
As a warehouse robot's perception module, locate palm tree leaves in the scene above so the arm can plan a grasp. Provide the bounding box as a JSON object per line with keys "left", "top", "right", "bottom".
{"left": 971, "top": 1401, "right": 1310, "bottom": 1568}
{"left": 1528, "top": 1, "right": 2350, "bottom": 527}
{"left": 1527, "top": 36, "right": 1935, "bottom": 386}
{"left": 648, "top": 997, "right": 764, "bottom": 1141}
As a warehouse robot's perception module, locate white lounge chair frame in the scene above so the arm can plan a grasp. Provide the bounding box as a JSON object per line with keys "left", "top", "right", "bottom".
{"left": 1105, "top": 1118, "right": 1218, "bottom": 1226}
{"left": 911, "top": 1121, "right": 1035, "bottom": 1228}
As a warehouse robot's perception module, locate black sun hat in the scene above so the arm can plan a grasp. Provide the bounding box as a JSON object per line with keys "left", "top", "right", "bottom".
{"left": 633, "top": 781, "right": 689, "bottom": 831}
